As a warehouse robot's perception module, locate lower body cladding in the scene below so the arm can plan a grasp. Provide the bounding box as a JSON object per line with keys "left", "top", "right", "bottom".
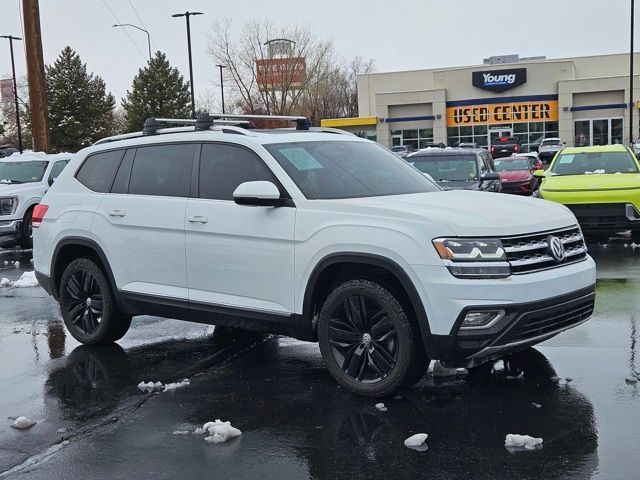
{"left": 0, "top": 219, "right": 22, "bottom": 247}
{"left": 413, "top": 256, "right": 596, "bottom": 368}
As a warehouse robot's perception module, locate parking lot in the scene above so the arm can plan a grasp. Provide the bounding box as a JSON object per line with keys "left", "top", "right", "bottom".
{"left": 0, "top": 242, "right": 637, "bottom": 479}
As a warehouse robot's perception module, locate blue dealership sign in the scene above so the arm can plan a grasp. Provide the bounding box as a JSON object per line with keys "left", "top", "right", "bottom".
{"left": 472, "top": 68, "right": 527, "bottom": 93}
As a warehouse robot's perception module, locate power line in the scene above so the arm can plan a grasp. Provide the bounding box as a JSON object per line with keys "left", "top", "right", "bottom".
{"left": 127, "top": 0, "right": 158, "bottom": 51}
{"left": 99, "top": 0, "right": 146, "bottom": 61}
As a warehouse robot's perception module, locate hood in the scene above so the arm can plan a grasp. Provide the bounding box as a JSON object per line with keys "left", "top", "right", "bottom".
{"left": 0, "top": 181, "right": 45, "bottom": 197}
{"left": 321, "top": 190, "right": 576, "bottom": 237}
{"left": 498, "top": 170, "right": 531, "bottom": 182}
{"left": 542, "top": 173, "right": 640, "bottom": 192}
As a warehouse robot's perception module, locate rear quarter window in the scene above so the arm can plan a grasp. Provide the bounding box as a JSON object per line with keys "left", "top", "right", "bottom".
{"left": 127, "top": 144, "right": 194, "bottom": 197}
{"left": 76, "top": 150, "right": 125, "bottom": 192}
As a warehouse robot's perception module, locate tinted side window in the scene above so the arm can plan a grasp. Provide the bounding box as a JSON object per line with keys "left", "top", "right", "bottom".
{"left": 49, "top": 160, "right": 68, "bottom": 181}
{"left": 111, "top": 149, "right": 135, "bottom": 194}
{"left": 128, "top": 144, "right": 194, "bottom": 197}
{"left": 76, "top": 150, "right": 124, "bottom": 192}
{"left": 199, "top": 144, "right": 277, "bottom": 201}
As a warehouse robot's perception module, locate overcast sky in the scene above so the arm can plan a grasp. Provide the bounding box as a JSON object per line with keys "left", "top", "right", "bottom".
{"left": 2, "top": 0, "right": 638, "bottom": 111}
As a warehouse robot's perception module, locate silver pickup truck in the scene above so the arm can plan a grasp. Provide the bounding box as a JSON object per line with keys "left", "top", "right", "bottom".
{"left": 538, "top": 137, "right": 565, "bottom": 163}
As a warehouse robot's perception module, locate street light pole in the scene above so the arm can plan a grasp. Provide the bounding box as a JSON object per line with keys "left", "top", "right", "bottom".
{"left": 113, "top": 24, "right": 151, "bottom": 62}
{"left": 172, "top": 11, "right": 203, "bottom": 119}
{"left": 631, "top": 0, "right": 636, "bottom": 145}
{"left": 216, "top": 64, "right": 226, "bottom": 114}
{"left": 1, "top": 35, "right": 23, "bottom": 153}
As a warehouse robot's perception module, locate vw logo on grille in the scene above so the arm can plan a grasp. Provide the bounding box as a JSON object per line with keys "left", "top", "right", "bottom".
{"left": 547, "top": 235, "right": 565, "bottom": 262}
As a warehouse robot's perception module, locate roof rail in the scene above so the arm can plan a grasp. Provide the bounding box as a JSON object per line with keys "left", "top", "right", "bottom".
{"left": 142, "top": 112, "right": 311, "bottom": 135}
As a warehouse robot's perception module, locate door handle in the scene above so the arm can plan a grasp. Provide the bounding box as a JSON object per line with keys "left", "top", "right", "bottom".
{"left": 108, "top": 210, "right": 126, "bottom": 217}
{"left": 188, "top": 215, "right": 209, "bottom": 224}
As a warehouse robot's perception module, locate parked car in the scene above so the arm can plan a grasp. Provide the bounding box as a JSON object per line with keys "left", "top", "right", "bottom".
{"left": 538, "top": 137, "right": 565, "bottom": 163}
{"left": 0, "top": 152, "right": 71, "bottom": 248}
{"left": 490, "top": 137, "right": 520, "bottom": 158}
{"left": 407, "top": 148, "right": 501, "bottom": 192}
{"left": 33, "top": 113, "right": 595, "bottom": 398}
{"left": 535, "top": 144, "right": 640, "bottom": 240}
{"left": 457, "top": 142, "right": 480, "bottom": 149}
{"left": 514, "top": 152, "right": 543, "bottom": 171}
{"left": 0, "top": 144, "right": 18, "bottom": 158}
{"left": 391, "top": 145, "right": 414, "bottom": 158}
{"left": 494, "top": 156, "right": 538, "bottom": 195}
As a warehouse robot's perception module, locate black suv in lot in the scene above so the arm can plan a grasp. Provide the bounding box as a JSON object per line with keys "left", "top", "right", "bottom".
{"left": 406, "top": 148, "right": 501, "bottom": 192}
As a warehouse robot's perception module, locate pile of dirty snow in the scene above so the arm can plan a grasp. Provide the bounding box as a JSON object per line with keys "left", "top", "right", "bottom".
{"left": 504, "top": 434, "right": 543, "bottom": 450}
{"left": 137, "top": 379, "right": 190, "bottom": 393}
{"left": 0, "top": 271, "right": 40, "bottom": 288}
{"left": 194, "top": 420, "right": 242, "bottom": 444}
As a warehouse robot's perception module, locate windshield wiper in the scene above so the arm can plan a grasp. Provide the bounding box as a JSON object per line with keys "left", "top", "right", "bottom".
{"left": 2, "top": 180, "right": 23, "bottom": 184}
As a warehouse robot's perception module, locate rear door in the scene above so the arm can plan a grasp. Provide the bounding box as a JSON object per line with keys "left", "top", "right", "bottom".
{"left": 185, "top": 143, "right": 295, "bottom": 315}
{"left": 92, "top": 143, "right": 194, "bottom": 301}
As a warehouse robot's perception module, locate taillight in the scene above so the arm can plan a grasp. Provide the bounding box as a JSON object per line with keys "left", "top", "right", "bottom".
{"left": 514, "top": 145, "right": 519, "bottom": 152}
{"left": 32, "top": 204, "right": 49, "bottom": 228}
{"left": 491, "top": 146, "right": 496, "bottom": 153}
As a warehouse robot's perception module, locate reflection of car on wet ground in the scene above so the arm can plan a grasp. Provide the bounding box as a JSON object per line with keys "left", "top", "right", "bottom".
{"left": 33, "top": 112, "right": 595, "bottom": 397}
{"left": 0, "top": 152, "right": 71, "bottom": 248}
{"left": 407, "top": 147, "right": 501, "bottom": 192}
{"left": 536, "top": 145, "right": 640, "bottom": 241}
{"left": 494, "top": 156, "right": 538, "bottom": 195}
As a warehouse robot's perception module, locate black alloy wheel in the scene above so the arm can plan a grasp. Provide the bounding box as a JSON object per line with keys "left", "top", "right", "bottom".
{"left": 63, "top": 270, "right": 104, "bottom": 336}
{"left": 328, "top": 295, "right": 398, "bottom": 383}
{"left": 59, "top": 258, "right": 132, "bottom": 345}
{"left": 318, "top": 279, "right": 427, "bottom": 397}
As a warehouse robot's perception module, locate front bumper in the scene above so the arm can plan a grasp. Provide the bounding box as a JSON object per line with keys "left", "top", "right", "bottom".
{"left": 0, "top": 219, "right": 22, "bottom": 246}
{"left": 437, "top": 285, "right": 595, "bottom": 367}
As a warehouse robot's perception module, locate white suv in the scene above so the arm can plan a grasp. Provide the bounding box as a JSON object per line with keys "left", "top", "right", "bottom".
{"left": 33, "top": 114, "right": 596, "bottom": 397}
{"left": 0, "top": 152, "right": 71, "bottom": 248}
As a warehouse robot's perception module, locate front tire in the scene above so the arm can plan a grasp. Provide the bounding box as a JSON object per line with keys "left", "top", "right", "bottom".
{"left": 318, "top": 279, "right": 427, "bottom": 397}
{"left": 19, "top": 208, "right": 34, "bottom": 249}
{"left": 59, "top": 258, "right": 131, "bottom": 345}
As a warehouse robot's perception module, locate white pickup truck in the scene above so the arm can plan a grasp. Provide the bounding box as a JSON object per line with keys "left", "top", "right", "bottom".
{"left": 537, "top": 138, "right": 565, "bottom": 163}
{"left": 0, "top": 152, "right": 71, "bottom": 248}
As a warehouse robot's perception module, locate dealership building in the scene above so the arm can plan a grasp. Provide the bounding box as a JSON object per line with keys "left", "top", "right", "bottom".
{"left": 321, "top": 52, "right": 640, "bottom": 151}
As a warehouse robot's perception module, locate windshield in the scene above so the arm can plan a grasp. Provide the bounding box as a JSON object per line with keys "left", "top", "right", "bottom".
{"left": 494, "top": 158, "right": 531, "bottom": 172}
{"left": 409, "top": 155, "right": 478, "bottom": 182}
{"left": 265, "top": 141, "right": 440, "bottom": 199}
{"left": 0, "top": 161, "right": 49, "bottom": 184}
{"left": 550, "top": 151, "right": 639, "bottom": 176}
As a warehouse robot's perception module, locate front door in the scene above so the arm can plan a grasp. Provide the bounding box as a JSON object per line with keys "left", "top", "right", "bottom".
{"left": 185, "top": 143, "right": 295, "bottom": 316}
{"left": 488, "top": 128, "right": 513, "bottom": 149}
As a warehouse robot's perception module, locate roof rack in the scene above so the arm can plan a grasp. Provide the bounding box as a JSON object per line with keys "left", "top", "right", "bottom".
{"left": 142, "top": 112, "right": 311, "bottom": 135}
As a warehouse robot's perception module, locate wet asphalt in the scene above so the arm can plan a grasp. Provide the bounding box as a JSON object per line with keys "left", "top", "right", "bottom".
{"left": 0, "top": 244, "right": 639, "bottom": 480}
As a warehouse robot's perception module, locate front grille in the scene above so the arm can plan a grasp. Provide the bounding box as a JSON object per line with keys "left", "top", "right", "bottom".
{"left": 501, "top": 226, "right": 588, "bottom": 274}
{"left": 565, "top": 203, "right": 637, "bottom": 229}
{"left": 508, "top": 295, "right": 595, "bottom": 342}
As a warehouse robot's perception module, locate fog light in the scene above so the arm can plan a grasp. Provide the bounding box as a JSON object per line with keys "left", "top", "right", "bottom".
{"left": 461, "top": 310, "right": 505, "bottom": 329}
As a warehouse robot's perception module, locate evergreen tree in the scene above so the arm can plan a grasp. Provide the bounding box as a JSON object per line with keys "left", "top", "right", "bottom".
{"left": 122, "top": 52, "right": 191, "bottom": 132}
{"left": 46, "top": 46, "right": 116, "bottom": 152}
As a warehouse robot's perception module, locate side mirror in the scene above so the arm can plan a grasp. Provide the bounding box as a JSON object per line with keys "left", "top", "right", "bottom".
{"left": 421, "top": 172, "right": 436, "bottom": 183}
{"left": 481, "top": 172, "right": 500, "bottom": 182}
{"left": 48, "top": 176, "right": 56, "bottom": 186}
{"left": 532, "top": 169, "right": 546, "bottom": 178}
{"left": 233, "top": 181, "right": 284, "bottom": 207}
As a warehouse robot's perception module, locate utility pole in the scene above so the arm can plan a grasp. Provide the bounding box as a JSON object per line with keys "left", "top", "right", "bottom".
{"left": 22, "top": 0, "right": 49, "bottom": 152}
{"left": 216, "top": 64, "right": 226, "bottom": 114}
{"left": 0, "top": 35, "right": 23, "bottom": 153}
{"left": 172, "top": 11, "right": 203, "bottom": 119}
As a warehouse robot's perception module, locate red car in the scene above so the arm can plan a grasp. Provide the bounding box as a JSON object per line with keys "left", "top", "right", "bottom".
{"left": 494, "top": 156, "right": 538, "bottom": 195}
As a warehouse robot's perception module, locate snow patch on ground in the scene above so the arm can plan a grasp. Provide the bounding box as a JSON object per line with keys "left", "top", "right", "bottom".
{"left": 375, "top": 402, "right": 387, "bottom": 412}
{"left": 0, "top": 271, "right": 40, "bottom": 288}
{"left": 404, "top": 433, "right": 429, "bottom": 450}
{"left": 531, "top": 403, "right": 542, "bottom": 409}
{"left": 505, "top": 434, "right": 543, "bottom": 451}
{"left": 164, "top": 379, "right": 190, "bottom": 391}
{"left": 11, "top": 416, "right": 36, "bottom": 429}
{"left": 137, "top": 381, "right": 163, "bottom": 392}
{"left": 197, "top": 420, "right": 242, "bottom": 444}
{"left": 172, "top": 430, "right": 189, "bottom": 435}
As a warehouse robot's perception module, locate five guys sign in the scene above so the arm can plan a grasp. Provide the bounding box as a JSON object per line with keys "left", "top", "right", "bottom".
{"left": 256, "top": 57, "right": 307, "bottom": 91}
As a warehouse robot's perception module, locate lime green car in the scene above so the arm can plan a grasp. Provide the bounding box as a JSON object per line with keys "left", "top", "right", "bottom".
{"left": 535, "top": 144, "right": 640, "bottom": 240}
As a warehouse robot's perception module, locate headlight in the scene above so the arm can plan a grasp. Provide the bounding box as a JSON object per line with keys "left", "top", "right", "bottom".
{"left": 0, "top": 197, "right": 17, "bottom": 215}
{"left": 432, "top": 238, "right": 510, "bottom": 278}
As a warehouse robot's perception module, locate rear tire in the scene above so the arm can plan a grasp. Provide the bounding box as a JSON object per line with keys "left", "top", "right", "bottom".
{"left": 59, "top": 258, "right": 131, "bottom": 345}
{"left": 318, "top": 279, "right": 427, "bottom": 398}
{"left": 19, "top": 208, "right": 33, "bottom": 249}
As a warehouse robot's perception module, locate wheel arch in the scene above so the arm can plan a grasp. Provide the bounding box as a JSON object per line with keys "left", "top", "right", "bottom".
{"left": 297, "top": 252, "right": 436, "bottom": 356}
{"left": 51, "top": 237, "right": 123, "bottom": 311}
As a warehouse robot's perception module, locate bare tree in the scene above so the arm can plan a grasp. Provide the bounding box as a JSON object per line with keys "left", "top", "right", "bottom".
{"left": 208, "top": 19, "right": 369, "bottom": 125}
